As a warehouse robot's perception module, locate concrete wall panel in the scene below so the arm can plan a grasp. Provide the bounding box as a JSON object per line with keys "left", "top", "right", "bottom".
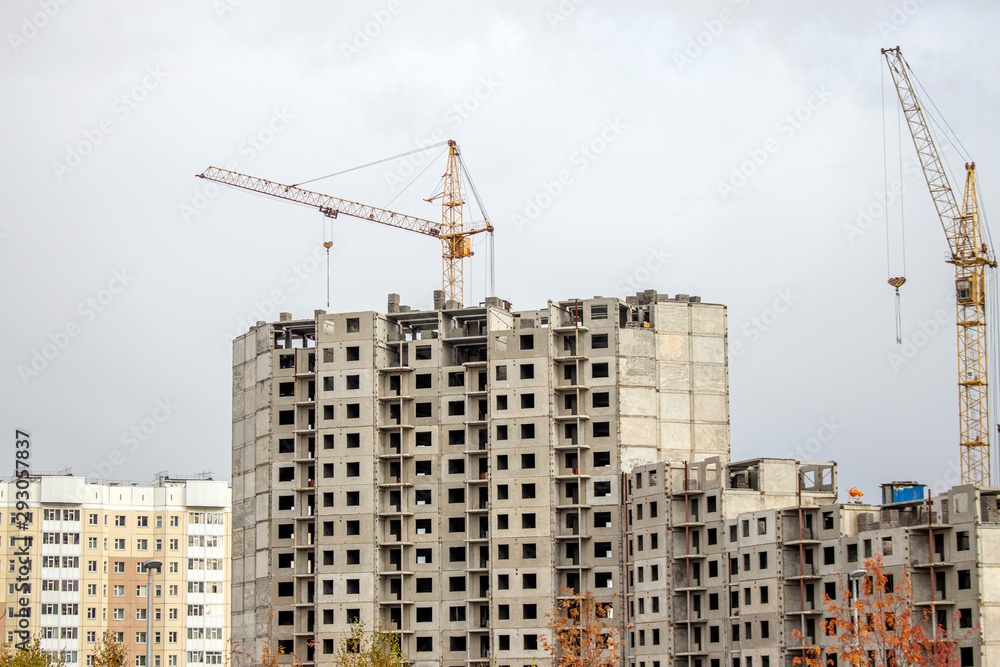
{"left": 658, "top": 363, "right": 691, "bottom": 391}
{"left": 693, "top": 394, "right": 728, "bottom": 422}
{"left": 620, "top": 387, "right": 657, "bottom": 417}
{"left": 693, "top": 364, "right": 726, "bottom": 393}
{"left": 654, "top": 304, "right": 690, "bottom": 333}
{"left": 619, "top": 329, "right": 655, "bottom": 357}
{"left": 692, "top": 306, "right": 725, "bottom": 335}
{"left": 619, "top": 355, "right": 656, "bottom": 386}
{"left": 660, "top": 393, "right": 691, "bottom": 421}
{"left": 657, "top": 334, "right": 689, "bottom": 362}
{"left": 691, "top": 336, "right": 725, "bottom": 364}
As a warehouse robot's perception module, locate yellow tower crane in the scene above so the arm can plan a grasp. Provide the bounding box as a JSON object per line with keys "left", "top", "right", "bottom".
{"left": 197, "top": 140, "right": 493, "bottom": 307}
{"left": 882, "top": 46, "right": 997, "bottom": 486}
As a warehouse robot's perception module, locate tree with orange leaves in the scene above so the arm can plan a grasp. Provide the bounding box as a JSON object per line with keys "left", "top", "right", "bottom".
{"left": 792, "top": 555, "right": 971, "bottom": 667}
{"left": 541, "top": 588, "right": 623, "bottom": 667}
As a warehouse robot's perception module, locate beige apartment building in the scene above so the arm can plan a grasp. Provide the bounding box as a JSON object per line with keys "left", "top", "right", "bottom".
{"left": 0, "top": 474, "right": 231, "bottom": 667}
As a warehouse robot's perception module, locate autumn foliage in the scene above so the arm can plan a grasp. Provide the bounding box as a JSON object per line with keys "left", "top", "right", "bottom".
{"left": 0, "top": 639, "right": 63, "bottom": 667}
{"left": 332, "top": 620, "right": 404, "bottom": 667}
{"left": 793, "top": 555, "right": 973, "bottom": 667}
{"left": 541, "top": 588, "right": 623, "bottom": 667}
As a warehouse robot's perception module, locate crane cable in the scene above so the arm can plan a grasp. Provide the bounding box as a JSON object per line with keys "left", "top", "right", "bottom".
{"left": 883, "top": 64, "right": 907, "bottom": 343}
{"left": 459, "top": 156, "right": 496, "bottom": 298}
{"left": 291, "top": 141, "right": 450, "bottom": 188}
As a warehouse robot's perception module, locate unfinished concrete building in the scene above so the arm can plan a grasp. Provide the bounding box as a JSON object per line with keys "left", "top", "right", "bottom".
{"left": 624, "top": 460, "right": 998, "bottom": 667}
{"left": 230, "top": 290, "right": 729, "bottom": 666}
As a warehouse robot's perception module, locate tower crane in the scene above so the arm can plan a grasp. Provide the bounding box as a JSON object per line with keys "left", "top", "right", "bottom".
{"left": 882, "top": 46, "right": 997, "bottom": 486}
{"left": 197, "top": 140, "right": 493, "bottom": 307}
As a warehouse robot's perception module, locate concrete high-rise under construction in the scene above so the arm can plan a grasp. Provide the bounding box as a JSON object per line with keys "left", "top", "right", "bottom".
{"left": 230, "top": 290, "right": 1000, "bottom": 667}
{"left": 230, "top": 290, "right": 730, "bottom": 665}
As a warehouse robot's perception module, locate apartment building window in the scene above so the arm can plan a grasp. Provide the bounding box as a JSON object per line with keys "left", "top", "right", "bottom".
{"left": 594, "top": 481, "right": 611, "bottom": 497}
{"left": 496, "top": 365, "right": 507, "bottom": 380}
{"left": 957, "top": 531, "right": 970, "bottom": 551}
{"left": 522, "top": 514, "right": 536, "bottom": 529}
{"left": 520, "top": 335, "right": 533, "bottom": 350}
{"left": 595, "top": 572, "right": 612, "bottom": 588}
{"left": 591, "top": 334, "right": 608, "bottom": 349}
{"left": 521, "top": 423, "right": 535, "bottom": 439}
{"left": 521, "top": 454, "right": 535, "bottom": 469}
{"left": 448, "top": 401, "right": 464, "bottom": 416}
{"left": 497, "top": 575, "right": 509, "bottom": 590}
{"left": 137, "top": 539, "right": 148, "bottom": 551}
{"left": 345, "top": 432, "right": 359, "bottom": 447}
{"left": 448, "top": 518, "right": 465, "bottom": 533}
{"left": 595, "top": 511, "right": 612, "bottom": 528}
{"left": 522, "top": 543, "right": 536, "bottom": 559}
{"left": 847, "top": 543, "right": 858, "bottom": 562}
{"left": 592, "top": 363, "right": 609, "bottom": 378}
{"left": 593, "top": 422, "right": 610, "bottom": 437}
{"left": 759, "top": 552, "right": 768, "bottom": 569}
{"left": 449, "top": 547, "right": 466, "bottom": 563}
{"left": 497, "top": 395, "right": 508, "bottom": 410}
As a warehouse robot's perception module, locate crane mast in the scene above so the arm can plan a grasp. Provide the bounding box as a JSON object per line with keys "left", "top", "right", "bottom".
{"left": 197, "top": 140, "right": 492, "bottom": 307}
{"left": 882, "top": 46, "right": 996, "bottom": 486}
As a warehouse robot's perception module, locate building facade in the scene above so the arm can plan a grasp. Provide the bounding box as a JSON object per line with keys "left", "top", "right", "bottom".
{"left": 0, "top": 475, "right": 231, "bottom": 667}
{"left": 624, "top": 459, "right": 998, "bottom": 667}
{"left": 231, "top": 290, "right": 729, "bottom": 665}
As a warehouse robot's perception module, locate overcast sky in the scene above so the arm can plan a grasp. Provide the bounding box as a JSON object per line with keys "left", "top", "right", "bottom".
{"left": 3, "top": 1, "right": 999, "bottom": 501}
